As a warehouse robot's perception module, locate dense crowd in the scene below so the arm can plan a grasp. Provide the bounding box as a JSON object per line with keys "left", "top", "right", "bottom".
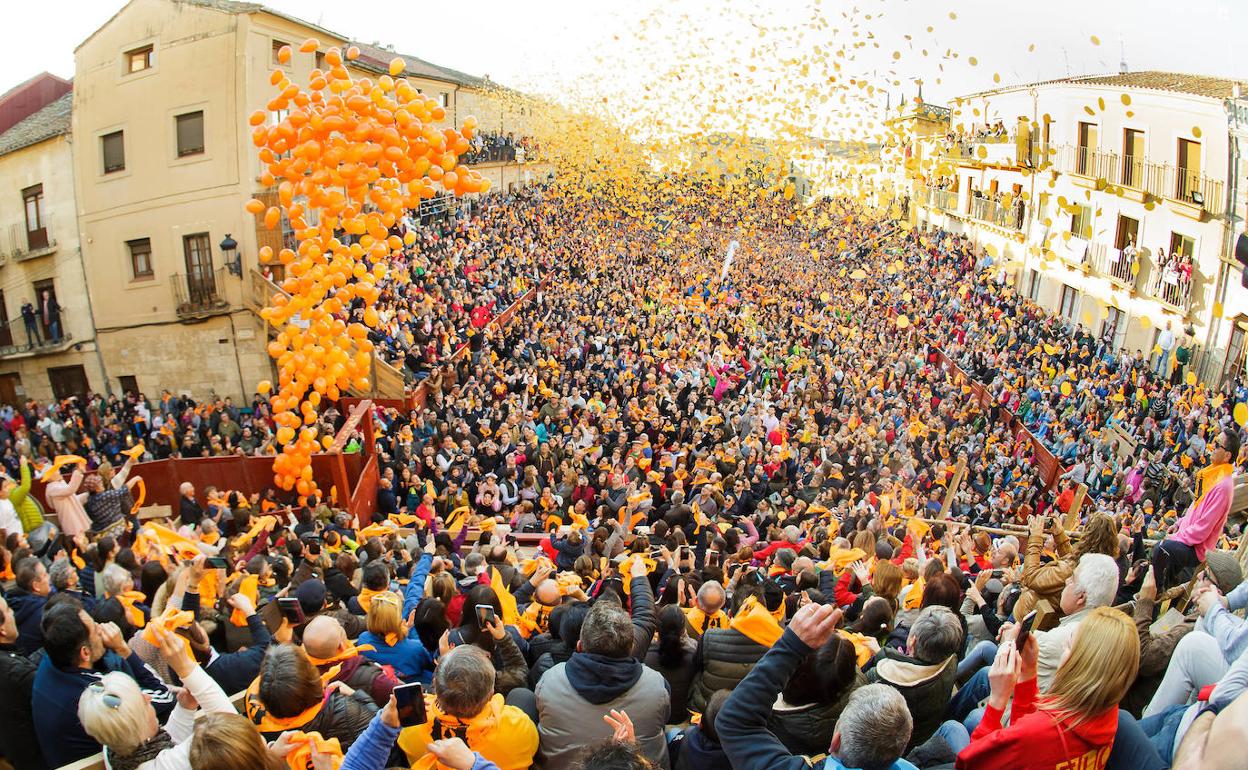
{"left": 0, "top": 180, "right": 1246, "bottom": 770}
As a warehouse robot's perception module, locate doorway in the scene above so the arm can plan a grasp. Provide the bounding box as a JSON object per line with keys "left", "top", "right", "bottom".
{"left": 0, "top": 373, "right": 21, "bottom": 406}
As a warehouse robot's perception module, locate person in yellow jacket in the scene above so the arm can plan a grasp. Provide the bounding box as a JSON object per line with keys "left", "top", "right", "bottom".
{"left": 398, "top": 645, "right": 538, "bottom": 770}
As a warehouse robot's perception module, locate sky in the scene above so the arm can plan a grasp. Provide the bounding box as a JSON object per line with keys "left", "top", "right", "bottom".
{"left": 4, "top": 0, "right": 1246, "bottom": 137}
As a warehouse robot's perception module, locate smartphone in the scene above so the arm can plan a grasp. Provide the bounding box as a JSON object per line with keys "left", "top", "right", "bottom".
{"left": 393, "top": 682, "right": 427, "bottom": 727}
{"left": 277, "top": 597, "right": 307, "bottom": 625}
{"left": 475, "top": 604, "right": 497, "bottom": 627}
{"left": 1015, "top": 610, "right": 1038, "bottom": 652}
{"left": 205, "top": 557, "right": 230, "bottom": 570}
{"left": 680, "top": 545, "right": 692, "bottom": 559}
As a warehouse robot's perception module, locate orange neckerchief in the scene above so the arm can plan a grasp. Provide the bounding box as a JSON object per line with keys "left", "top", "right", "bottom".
{"left": 200, "top": 530, "right": 220, "bottom": 546}
{"left": 70, "top": 549, "right": 86, "bottom": 569}
{"left": 141, "top": 609, "right": 196, "bottom": 664}
{"left": 729, "top": 595, "right": 783, "bottom": 647}
{"left": 198, "top": 568, "right": 221, "bottom": 609}
{"left": 518, "top": 601, "right": 554, "bottom": 639}
{"left": 282, "top": 731, "right": 343, "bottom": 770}
{"left": 490, "top": 567, "right": 521, "bottom": 625}
{"left": 231, "top": 575, "right": 259, "bottom": 627}
{"left": 245, "top": 671, "right": 337, "bottom": 733}
{"left": 116, "top": 590, "right": 148, "bottom": 629}
{"left": 0, "top": 561, "right": 14, "bottom": 581}
{"left": 304, "top": 644, "right": 376, "bottom": 668}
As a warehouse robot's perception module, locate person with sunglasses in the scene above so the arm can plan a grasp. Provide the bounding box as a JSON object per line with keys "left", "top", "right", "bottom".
{"left": 1151, "top": 430, "right": 1241, "bottom": 589}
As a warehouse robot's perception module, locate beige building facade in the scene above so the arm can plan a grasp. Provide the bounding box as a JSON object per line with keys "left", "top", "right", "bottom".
{"left": 70, "top": 0, "right": 548, "bottom": 401}
{"left": 0, "top": 85, "right": 107, "bottom": 403}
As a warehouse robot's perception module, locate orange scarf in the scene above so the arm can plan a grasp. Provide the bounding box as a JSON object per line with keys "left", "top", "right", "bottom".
{"left": 304, "top": 643, "right": 375, "bottom": 668}
{"left": 683, "top": 606, "right": 728, "bottom": 637}
{"left": 116, "top": 590, "right": 148, "bottom": 629}
{"left": 141, "top": 608, "right": 196, "bottom": 665}
{"left": 282, "top": 731, "right": 343, "bottom": 770}
{"left": 231, "top": 575, "right": 259, "bottom": 627}
{"left": 729, "top": 596, "right": 783, "bottom": 647}
{"left": 357, "top": 587, "right": 387, "bottom": 615}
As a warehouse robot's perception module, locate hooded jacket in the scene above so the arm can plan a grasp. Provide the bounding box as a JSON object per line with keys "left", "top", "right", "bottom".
{"left": 672, "top": 725, "right": 731, "bottom": 770}
{"left": 767, "top": 669, "right": 866, "bottom": 757}
{"left": 866, "top": 647, "right": 958, "bottom": 750}
{"left": 955, "top": 678, "right": 1118, "bottom": 770}
{"left": 536, "top": 652, "right": 671, "bottom": 770}
{"left": 397, "top": 692, "right": 537, "bottom": 770}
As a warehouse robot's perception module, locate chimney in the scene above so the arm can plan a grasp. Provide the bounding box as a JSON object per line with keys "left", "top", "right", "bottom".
{"left": 1119, "top": 39, "right": 1128, "bottom": 74}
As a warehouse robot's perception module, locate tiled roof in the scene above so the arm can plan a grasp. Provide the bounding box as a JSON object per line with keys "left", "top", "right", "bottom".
{"left": 182, "top": 0, "right": 490, "bottom": 90}
{"left": 964, "top": 70, "right": 1247, "bottom": 101}
{"left": 0, "top": 92, "right": 72, "bottom": 158}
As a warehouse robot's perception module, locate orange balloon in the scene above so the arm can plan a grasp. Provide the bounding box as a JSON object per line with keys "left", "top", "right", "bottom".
{"left": 277, "top": 45, "right": 293, "bottom": 64}
{"left": 245, "top": 198, "right": 266, "bottom": 214}
{"left": 299, "top": 38, "right": 319, "bottom": 53}
{"left": 389, "top": 57, "right": 405, "bottom": 76}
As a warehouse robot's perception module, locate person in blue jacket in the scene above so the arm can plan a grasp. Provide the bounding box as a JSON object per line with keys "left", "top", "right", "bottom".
{"left": 33, "top": 601, "right": 177, "bottom": 767}
{"left": 717, "top": 602, "right": 919, "bottom": 770}
{"left": 334, "top": 694, "right": 502, "bottom": 770}
{"left": 358, "top": 590, "right": 436, "bottom": 684}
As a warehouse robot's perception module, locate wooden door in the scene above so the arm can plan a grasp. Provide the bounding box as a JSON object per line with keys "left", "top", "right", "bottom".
{"left": 0, "top": 374, "right": 20, "bottom": 406}
{"left": 47, "top": 365, "right": 89, "bottom": 400}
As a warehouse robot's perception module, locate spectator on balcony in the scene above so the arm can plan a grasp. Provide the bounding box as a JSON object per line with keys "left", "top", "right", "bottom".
{"left": 41, "top": 289, "right": 61, "bottom": 343}
{"left": 19, "top": 299, "right": 40, "bottom": 348}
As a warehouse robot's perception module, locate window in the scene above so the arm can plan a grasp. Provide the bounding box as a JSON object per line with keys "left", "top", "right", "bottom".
{"left": 1104, "top": 307, "right": 1125, "bottom": 349}
{"left": 102, "top": 130, "right": 125, "bottom": 173}
{"left": 22, "top": 184, "right": 47, "bottom": 251}
{"left": 1076, "top": 121, "right": 1097, "bottom": 175}
{"left": 1176, "top": 138, "right": 1202, "bottom": 203}
{"left": 127, "top": 45, "right": 153, "bottom": 73}
{"left": 1121, "top": 128, "right": 1145, "bottom": 187}
{"left": 127, "top": 238, "right": 154, "bottom": 279}
{"left": 315, "top": 50, "right": 326, "bottom": 71}
{"left": 118, "top": 375, "right": 139, "bottom": 395}
{"left": 1070, "top": 203, "right": 1092, "bottom": 240}
{"left": 272, "top": 39, "right": 289, "bottom": 65}
{"left": 1026, "top": 269, "right": 1042, "bottom": 301}
{"left": 1114, "top": 215, "right": 1140, "bottom": 250}
{"left": 439, "top": 92, "right": 449, "bottom": 108}
{"left": 1059, "top": 285, "right": 1080, "bottom": 322}
{"left": 1169, "top": 232, "right": 1195, "bottom": 259}
{"left": 175, "top": 111, "right": 204, "bottom": 157}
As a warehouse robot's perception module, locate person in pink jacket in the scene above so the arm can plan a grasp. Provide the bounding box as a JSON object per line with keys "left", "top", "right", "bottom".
{"left": 45, "top": 464, "right": 91, "bottom": 541}
{"left": 1152, "top": 430, "right": 1240, "bottom": 587}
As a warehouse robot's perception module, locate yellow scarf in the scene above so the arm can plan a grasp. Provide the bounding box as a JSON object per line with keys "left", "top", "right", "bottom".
{"left": 490, "top": 567, "right": 521, "bottom": 626}
{"left": 518, "top": 602, "right": 554, "bottom": 639}
{"left": 683, "top": 606, "right": 728, "bottom": 637}
{"left": 1195, "top": 462, "right": 1235, "bottom": 506}
{"left": 200, "top": 530, "right": 220, "bottom": 546}
{"left": 304, "top": 644, "right": 376, "bottom": 668}
{"left": 398, "top": 693, "right": 538, "bottom": 770}
{"left": 729, "top": 596, "right": 783, "bottom": 647}
{"left": 903, "top": 577, "right": 925, "bottom": 610}
{"left": 820, "top": 547, "right": 867, "bottom": 574}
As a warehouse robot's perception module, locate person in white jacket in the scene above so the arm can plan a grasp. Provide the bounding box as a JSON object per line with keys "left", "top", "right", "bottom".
{"left": 78, "top": 626, "right": 236, "bottom": 770}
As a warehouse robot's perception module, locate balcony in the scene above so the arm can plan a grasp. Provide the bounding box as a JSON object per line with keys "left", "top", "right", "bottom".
{"left": 917, "top": 185, "right": 958, "bottom": 212}
{"left": 172, "top": 268, "right": 229, "bottom": 319}
{"left": 940, "top": 133, "right": 1018, "bottom": 166}
{"left": 0, "top": 308, "right": 74, "bottom": 358}
{"left": 967, "top": 195, "right": 1027, "bottom": 231}
{"left": 1087, "top": 243, "right": 1139, "bottom": 289}
{"left": 1141, "top": 267, "right": 1193, "bottom": 313}
{"left": 1052, "top": 145, "right": 1225, "bottom": 217}
{"left": 2, "top": 222, "right": 57, "bottom": 263}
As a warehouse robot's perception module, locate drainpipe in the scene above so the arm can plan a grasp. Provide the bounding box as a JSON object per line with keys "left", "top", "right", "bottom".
{"left": 1203, "top": 99, "right": 1242, "bottom": 383}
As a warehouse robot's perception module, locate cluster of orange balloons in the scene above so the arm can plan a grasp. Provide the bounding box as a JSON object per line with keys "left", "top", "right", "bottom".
{"left": 247, "top": 38, "right": 490, "bottom": 500}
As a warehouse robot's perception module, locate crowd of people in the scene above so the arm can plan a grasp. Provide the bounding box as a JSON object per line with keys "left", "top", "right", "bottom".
{"left": 0, "top": 178, "right": 1246, "bottom": 770}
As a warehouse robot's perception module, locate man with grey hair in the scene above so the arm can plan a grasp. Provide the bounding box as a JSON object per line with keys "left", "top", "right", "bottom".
{"left": 719, "top": 602, "right": 918, "bottom": 770}
{"left": 397, "top": 644, "right": 538, "bottom": 768}
{"left": 685, "top": 580, "right": 728, "bottom": 640}
{"left": 49, "top": 558, "right": 97, "bottom": 612}
{"left": 866, "top": 605, "right": 962, "bottom": 750}
{"left": 535, "top": 557, "right": 667, "bottom": 770}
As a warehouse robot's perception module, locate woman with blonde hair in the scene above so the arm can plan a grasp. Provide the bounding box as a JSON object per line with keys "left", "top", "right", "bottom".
{"left": 948, "top": 606, "right": 1140, "bottom": 769}
{"left": 357, "top": 590, "right": 435, "bottom": 683}
{"left": 1014, "top": 513, "right": 1118, "bottom": 625}
{"left": 78, "top": 628, "right": 235, "bottom": 770}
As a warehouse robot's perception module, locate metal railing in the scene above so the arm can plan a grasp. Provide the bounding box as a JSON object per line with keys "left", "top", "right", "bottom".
{"left": 967, "top": 196, "right": 1026, "bottom": 231}
{"left": 3, "top": 222, "right": 56, "bottom": 261}
{"left": 0, "top": 308, "right": 72, "bottom": 356}
{"left": 172, "top": 268, "right": 228, "bottom": 317}
{"left": 918, "top": 186, "right": 958, "bottom": 212}
{"left": 1088, "top": 244, "right": 1139, "bottom": 288}
{"left": 1051, "top": 145, "right": 1225, "bottom": 216}
{"left": 1141, "top": 265, "right": 1194, "bottom": 313}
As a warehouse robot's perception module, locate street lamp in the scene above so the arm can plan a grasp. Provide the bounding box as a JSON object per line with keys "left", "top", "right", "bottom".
{"left": 220, "top": 234, "right": 241, "bottom": 276}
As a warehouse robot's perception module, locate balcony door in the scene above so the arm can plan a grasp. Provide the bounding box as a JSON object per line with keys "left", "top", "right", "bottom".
{"left": 183, "top": 233, "right": 215, "bottom": 304}
{"left": 1076, "top": 122, "right": 1098, "bottom": 176}
{"left": 1122, "top": 129, "right": 1145, "bottom": 188}
{"left": 22, "top": 184, "right": 47, "bottom": 251}
{"left": 1176, "top": 138, "right": 1202, "bottom": 202}
{"left": 0, "top": 289, "right": 10, "bottom": 348}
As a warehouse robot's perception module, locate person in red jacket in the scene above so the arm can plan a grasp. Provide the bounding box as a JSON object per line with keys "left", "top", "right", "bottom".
{"left": 948, "top": 606, "right": 1140, "bottom": 770}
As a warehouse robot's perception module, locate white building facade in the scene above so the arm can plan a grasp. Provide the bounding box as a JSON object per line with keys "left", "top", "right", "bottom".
{"left": 900, "top": 72, "right": 1248, "bottom": 386}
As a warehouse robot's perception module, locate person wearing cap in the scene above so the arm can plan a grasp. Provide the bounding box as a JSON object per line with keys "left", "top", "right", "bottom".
{"left": 261, "top": 578, "right": 364, "bottom": 644}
